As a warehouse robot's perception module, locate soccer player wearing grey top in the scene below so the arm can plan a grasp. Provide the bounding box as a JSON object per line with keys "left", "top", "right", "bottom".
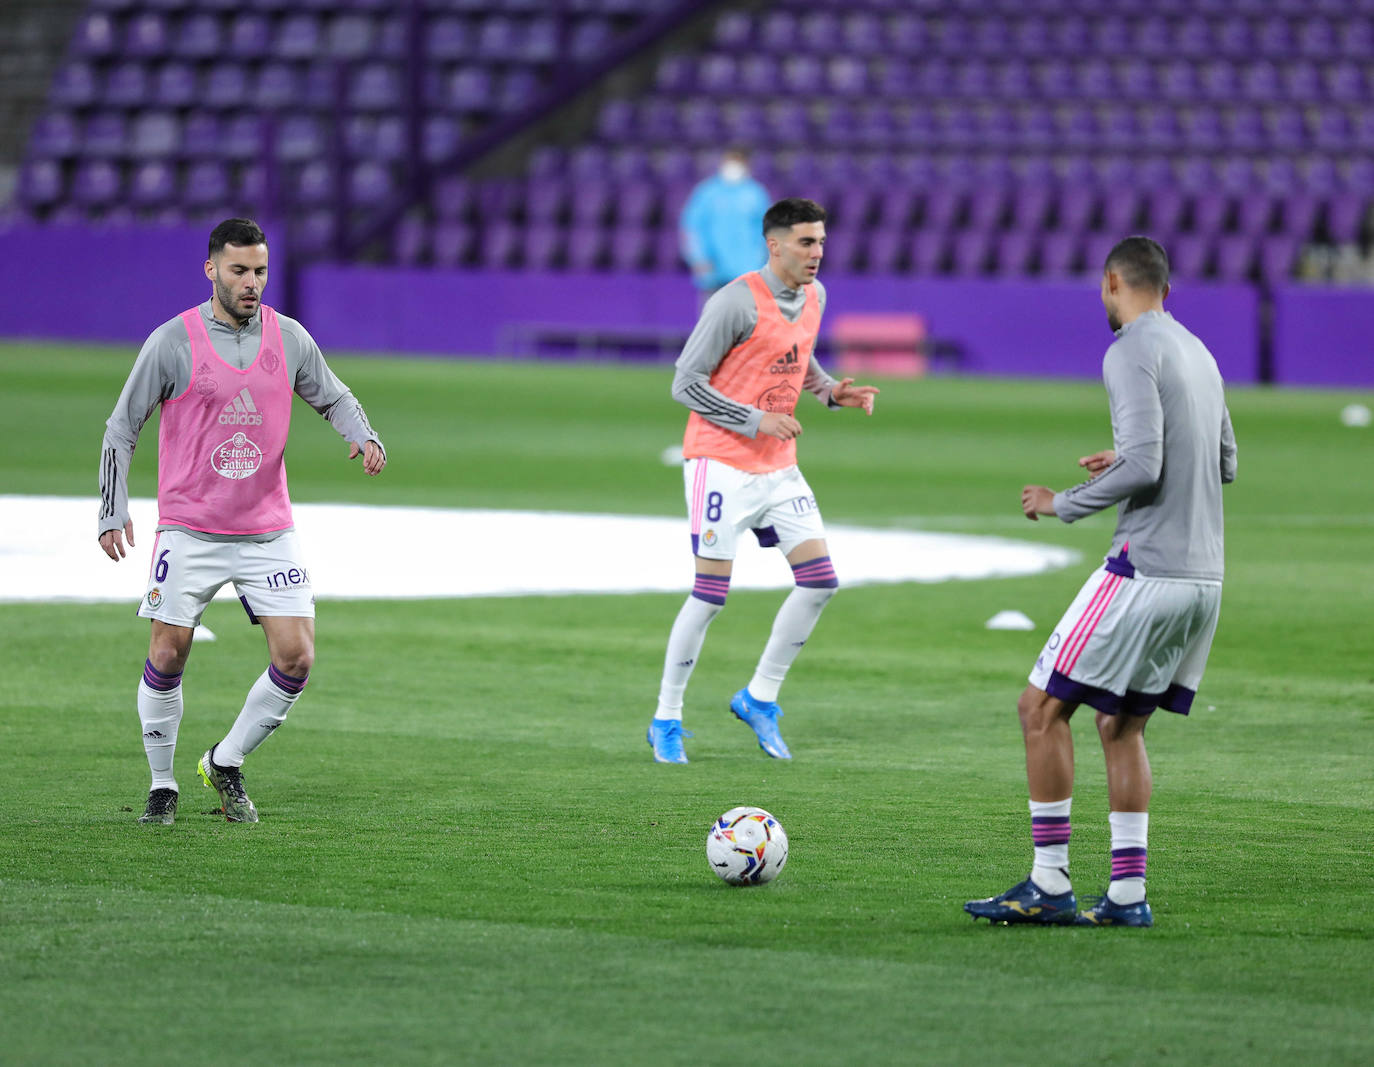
{"left": 647, "top": 198, "right": 879, "bottom": 764}
{"left": 97, "top": 218, "right": 387, "bottom": 826}
{"left": 966, "top": 236, "right": 1237, "bottom": 927}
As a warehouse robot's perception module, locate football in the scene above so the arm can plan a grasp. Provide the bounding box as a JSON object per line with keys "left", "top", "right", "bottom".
{"left": 706, "top": 806, "right": 789, "bottom": 886}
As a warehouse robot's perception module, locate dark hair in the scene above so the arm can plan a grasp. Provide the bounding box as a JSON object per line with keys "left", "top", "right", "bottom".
{"left": 1104, "top": 235, "right": 1169, "bottom": 294}
{"left": 208, "top": 218, "right": 268, "bottom": 258}
{"left": 762, "top": 197, "right": 827, "bottom": 236}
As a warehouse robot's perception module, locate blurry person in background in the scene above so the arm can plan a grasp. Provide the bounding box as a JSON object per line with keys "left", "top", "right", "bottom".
{"left": 679, "top": 148, "right": 771, "bottom": 308}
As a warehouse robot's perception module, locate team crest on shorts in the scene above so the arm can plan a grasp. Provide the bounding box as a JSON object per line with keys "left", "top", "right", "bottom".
{"left": 211, "top": 432, "right": 264, "bottom": 480}
{"left": 702, "top": 529, "right": 718, "bottom": 547}
{"left": 147, "top": 587, "right": 163, "bottom": 608}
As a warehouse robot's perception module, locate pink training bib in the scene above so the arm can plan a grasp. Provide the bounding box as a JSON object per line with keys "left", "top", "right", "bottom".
{"left": 156, "top": 305, "right": 294, "bottom": 535}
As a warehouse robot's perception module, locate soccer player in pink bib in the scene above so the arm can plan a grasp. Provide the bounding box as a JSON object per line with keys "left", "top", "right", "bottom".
{"left": 97, "top": 218, "right": 386, "bottom": 825}
{"left": 965, "top": 237, "right": 1237, "bottom": 927}
{"left": 648, "top": 198, "right": 879, "bottom": 764}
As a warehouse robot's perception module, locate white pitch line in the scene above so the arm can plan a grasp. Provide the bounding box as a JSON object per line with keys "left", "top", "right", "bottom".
{"left": 0, "top": 496, "right": 1078, "bottom": 603}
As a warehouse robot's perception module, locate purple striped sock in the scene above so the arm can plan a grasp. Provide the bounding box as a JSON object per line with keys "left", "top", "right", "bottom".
{"left": 691, "top": 573, "right": 730, "bottom": 605}
{"left": 1032, "top": 815, "right": 1071, "bottom": 847}
{"left": 142, "top": 659, "right": 182, "bottom": 692}
{"left": 792, "top": 555, "right": 838, "bottom": 589}
{"left": 268, "top": 664, "right": 309, "bottom": 696}
{"left": 1111, "top": 847, "right": 1148, "bottom": 880}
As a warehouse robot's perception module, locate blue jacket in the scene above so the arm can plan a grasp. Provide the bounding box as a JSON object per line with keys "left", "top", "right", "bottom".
{"left": 679, "top": 174, "right": 770, "bottom": 291}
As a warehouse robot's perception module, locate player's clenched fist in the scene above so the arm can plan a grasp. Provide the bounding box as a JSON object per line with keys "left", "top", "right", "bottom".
{"left": 758, "top": 412, "right": 803, "bottom": 440}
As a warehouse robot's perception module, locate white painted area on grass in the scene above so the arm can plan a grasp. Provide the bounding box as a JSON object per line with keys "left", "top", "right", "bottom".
{"left": 1, "top": 496, "right": 1078, "bottom": 603}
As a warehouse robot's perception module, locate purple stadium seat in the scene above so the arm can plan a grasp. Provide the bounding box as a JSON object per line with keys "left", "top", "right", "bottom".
{"left": 569, "top": 181, "right": 614, "bottom": 227}
{"left": 564, "top": 225, "right": 606, "bottom": 271}
{"left": 737, "top": 55, "right": 778, "bottom": 95}
{"left": 1054, "top": 18, "right": 1092, "bottom": 55}
{"left": 1325, "top": 63, "right": 1367, "bottom": 104}
{"left": 995, "top": 231, "right": 1037, "bottom": 275}
{"left": 223, "top": 115, "right": 265, "bottom": 159}
{"left": 252, "top": 62, "right": 297, "bottom": 108}
{"left": 129, "top": 161, "right": 176, "bottom": 207}
{"left": 1019, "top": 105, "right": 1056, "bottom": 151}
{"left": 475, "top": 15, "right": 516, "bottom": 58}
{"left": 82, "top": 112, "right": 128, "bottom": 158}
{"left": 864, "top": 229, "right": 904, "bottom": 274}
{"left": 497, "top": 68, "right": 539, "bottom": 112}
{"left": 966, "top": 187, "right": 1007, "bottom": 231}
{"left": 125, "top": 12, "right": 171, "bottom": 57}
{"left": 177, "top": 13, "right": 222, "bottom": 59}
{"left": 1213, "top": 234, "right": 1254, "bottom": 282}
{"left": 71, "top": 13, "right": 117, "bottom": 57}
{"left": 841, "top": 12, "right": 882, "bottom": 54}
{"left": 1038, "top": 232, "right": 1082, "bottom": 277}
{"left": 182, "top": 112, "right": 226, "bottom": 158}
{"left": 348, "top": 161, "right": 394, "bottom": 203}
{"left": 1198, "top": 61, "right": 1239, "bottom": 103}
{"left": 1263, "top": 106, "right": 1307, "bottom": 151}
{"left": 1075, "top": 60, "right": 1113, "bottom": 98}
{"left": 446, "top": 66, "right": 493, "bottom": 112}
{"left": 433, "top": 176, "right": 473, "bottom": 221}
{"left": 996, "top": 59, "right": 1033, "bottom": 99}
{"left": 1190, "top": 192, "right": 1230, "bottom": 237}
{"left": 798, "top": 11, "right": 839, "bottom": 53}
{"left": 609, "top": 226, "right": 652, "bottom": 272}
{"left": 16, "top": 160, "right": 63, "bottom": 207}
{"left": 874, "top": 187, "right": 915, "bottom": 228}
{"left": 290, "top": 210, "right": 337, "bottom": 259}
{"left": 1224, "top": 108, "right": 1265, "bottom": 153}
{"left": 1339, "top": 17, "right": 1374, "bottom": 60}
{"left": 276, "top": 14, "right": 321, "bottom": 58}
{"left": 295, "top": 160, "right": 333, "bottom": 205}
{"left": 1302, "top": 157, "right": 1340, "bottom": 196}
{"left": 1239, "top": 61, "right": 1282, "bottom": 104}
{"left": 826, "top": 56, "right": 867, "bottom": 97}
{"left": 569, "top": 18, "right": 613, "bottom": 60}
{"left": 130, "top": 112, "right": 181, "bottom": 158}
{"left": 1170, "top": 234, "right": 1210, "bottom": 277}
{"left": 427, "top": 16, "right": 471, "bottom": 60}
{"left": 392, "top": 215, "right": 429, "bottom": 267}
{"left": 920, "top": 187, "right": 964, "bottom": 232}
{"left": 1009, "top": 185, "right": 1053, "bottom": 231}
{"left": 1312, "top": 111, "right": 1353, "bottom": 153}
{"left": 523, "top": 223, "right": 563, "bottom": 270}
{"left": 1181, "top": 108, "right": 1224, "bottom": 151}
{"left": 616, "top": 181, "right": 659, "bottom": 227}
{"left": 713, "top": 10, "right": 753, "bottom": 49}
{"left": 152, "top": 62, "right": 198, "bottom": 108}
{"left": 1101, "top": 191, "right": 1142, "bottom": 235}
{"left": 1177, "top": 158, "right": 1217, "bottom": 194}
{"left": 1346, "top": 158, "right": 1374, "bottom": 192}
{"left": 1057, "top": 185, "right": 1098, "bottom": 233}
{"left": 1235, "top": 194, "right": 1275, "bottom": 237}
{"left": 229, "top": 13, "right": 271, "bottom": 52}
{"left": 1282, "top": 62, "right": 1322, "bottom": 102}
{"left": 50, "top": 63, "right": 98, "bottom": 108}
{"left": 597, "top": 99, "right": 635, "bottom": 141}
{"left": 1279, "top": 193, "right": 1320, "bottom": 239}
{"left": 1098, "top": 104, "right": 1139, "bottom": 151}
{"left": 908, "top": 231, "right": 948, "bottom": 276}
{"left": 350, "top": 63, "right": 402, "bottom": 110}
{"left": 423, "top": 116, "right": 463, "bottom": 164}
{"left": 1160, "top": 60, "right": 1200, "bottom": 100}
{"left": 1215, "top": 19, "right": 1254, "bottom": 58}
{"left": 71, "top": 160, "right": 122, "bottom": 207}
{"left": 277, "top": 115, "right": 326, "bottom": 162}
{"left": 1297, "top": 19, "right": 1337, "bottom": 59}
{"left": 204, "top": 66, "right": 249, "bottom": 101}
{"left": 326, "top": 14, "right": 377, "bottom": 58}
{"left": 654, "top": 54, "right": 694, "bottom": 94}
{"left": 524, "top": 178, "right": 565, "bottom": 224}
{"left": 1146, "top": 188, "right": 1188, "bottom": 234}
{"left": 27, "top": 113, "right": 80, "bottom": 159}
{"left": 1258, "top": 234, "right": 1299, "bottom": 284}
{"left": 1256, "top": 18, "right": 1295, "bottom": 56}
{"left": 758, "top": 10, "right": 797, "bottom": 54}
{"left": 1325, "top": 193, "right": 1368, "bottom": 244}
{"left": 183, "top": 160, "right": 232, "bottom": 209}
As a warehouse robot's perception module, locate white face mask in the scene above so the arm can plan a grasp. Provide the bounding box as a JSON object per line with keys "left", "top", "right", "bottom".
{"left": 719, "top": 159, "right": 749, "bottom": 183}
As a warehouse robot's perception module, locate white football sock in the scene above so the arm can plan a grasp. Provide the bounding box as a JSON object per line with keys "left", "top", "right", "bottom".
{"left": 656, "top": 595, "right": 723, "bottom": 719}
{"left": 138, "top": 678, "right": 183, "bottom": 792}
{"left": 214, "top": 666, "right": 307, "bottom": 767}
{"left": 746, "top": 585, "right": 835, "bottom": 703}
{"left": 1107, "top": 810, "right": 1149, "bottom": 904}
{"left": 1029, "top": 797, "right": 1073, "bottom": 894}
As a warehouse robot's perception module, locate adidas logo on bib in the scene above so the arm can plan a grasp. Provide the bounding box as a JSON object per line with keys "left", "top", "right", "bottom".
{"left": 218, "top": 388, "right": 264, "bottom": 426}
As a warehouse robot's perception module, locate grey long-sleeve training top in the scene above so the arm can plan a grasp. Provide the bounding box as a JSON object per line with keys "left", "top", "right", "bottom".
{"left": 670, "top": 265, "right": 839, "bottom": 437}
{"left": 1053, "top": 310, "right": 1237, "bottom": 581}
{"left": 98, "top": 300, "right": 383, "bottom": 541}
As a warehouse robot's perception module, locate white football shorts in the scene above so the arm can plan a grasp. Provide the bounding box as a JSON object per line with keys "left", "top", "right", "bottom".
{"left": 1028, "top": 563, "right": 1222, "bottom": 716}
{"left": 683, "top": 458, "right": 827, "bottom": 560}
{"left": 137, "top": 528, "right": 316, "bottom": 628}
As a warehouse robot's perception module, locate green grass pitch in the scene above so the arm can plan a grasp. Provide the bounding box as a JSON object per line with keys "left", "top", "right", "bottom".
{"left": 1, "top": 341, "right": 1371, "bottom": 1065}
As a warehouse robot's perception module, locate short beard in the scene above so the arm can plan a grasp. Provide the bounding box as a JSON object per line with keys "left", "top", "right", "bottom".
{"left": 214, "top": 277, "right": 254, "bottom": 324}
{"left": 1105, "top": 309, "right": 1122, "bottom": 333}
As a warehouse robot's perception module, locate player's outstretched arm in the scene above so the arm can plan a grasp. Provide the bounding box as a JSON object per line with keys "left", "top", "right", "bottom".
{"left": 830, "top": 377, "right": 880, "bottom": 415}
{"left": 348, "top": 440, "right": 387, "bottom": 476}
{"left": 99, "top": 520, "right": 136, "bottom": 561}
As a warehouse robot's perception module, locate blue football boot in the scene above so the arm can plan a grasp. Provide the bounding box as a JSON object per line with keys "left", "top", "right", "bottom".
{"left": 647, "top": 718, "right": 691, "bottom": 764}
{"left": 964, "top": 878, "right": 1078, "bottom": 925}
{"left": 729, "top": 688, "right": 791, "bottom": 759}
{"left": 1075, "top": 894, "right": 1154, "bottom": 927}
